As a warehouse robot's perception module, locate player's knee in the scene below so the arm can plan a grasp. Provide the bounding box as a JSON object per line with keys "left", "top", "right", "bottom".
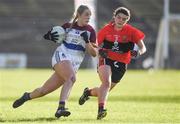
{"left": 68, "top": 74, "right": 76, "bottom": 84}
{"left": 102, "top": 81, "right": 111, "bottom": 89}
{"left": 71, "top": 76, "right": 76, "bottom": 83}
{"left": 62, "top": 74, "right": 76, "bottom": 83}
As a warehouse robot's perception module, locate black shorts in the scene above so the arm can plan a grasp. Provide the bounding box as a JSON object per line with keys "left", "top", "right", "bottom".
{"left": 98, "top": 57, "right": 127, "bottom": 83}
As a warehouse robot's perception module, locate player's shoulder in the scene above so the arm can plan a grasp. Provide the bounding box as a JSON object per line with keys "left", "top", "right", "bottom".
{"left": 62, "top": 22, "right": 71, "bottom": 28}
{"left": 124, "top": 24, "right": 145, "bottom": 38}
{"left": 124, "top": 24, "right": 141, "bottom": 32}
{"left": 104, "top": 23, "right": 113, "bottom": 29}
{"left": 99, "top": 22, "right": 113, "bottom": 32}
{"left": 86, "top": 24, "right": 95, "bottom": 30}
{"left": 124, "top": 24, "right": 134, "bottom": 29}
{"left": 85, "top": 24, "right": 95, "bottom": 32}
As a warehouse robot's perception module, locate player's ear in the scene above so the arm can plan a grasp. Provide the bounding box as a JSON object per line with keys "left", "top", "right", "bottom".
{"left": 126, "top": 16, "right": 130, "bottom": 22}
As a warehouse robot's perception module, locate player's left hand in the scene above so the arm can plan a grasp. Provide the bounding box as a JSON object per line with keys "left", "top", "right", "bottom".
{"left": 130, "top": 50, "right": 140, "bottom": 59}
{"left": 99, "top": 48, "right": 108, "bottom": 58}
{"left": 81, "top": 31, "right": 89, "bottom": 43}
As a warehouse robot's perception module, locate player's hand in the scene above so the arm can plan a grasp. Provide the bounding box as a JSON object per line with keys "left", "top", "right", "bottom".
{"left": 81, "top": 31, "right": 89, "bottom": 43}
{"left": 99, "top": 48, "right": 108, "bottom": 58}
{"left": 130, "top": 50, "right": 140, "bottom": 59}
{"left": 43, "top": 30, "right": 59, "bottom": 43}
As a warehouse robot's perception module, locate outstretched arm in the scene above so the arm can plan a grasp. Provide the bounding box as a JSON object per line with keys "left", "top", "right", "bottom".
{"left": 137, "top": 40, "right": 146, "bottom": 55}
{"left": 130, "top": 40, "right": 146, "bottom": 59}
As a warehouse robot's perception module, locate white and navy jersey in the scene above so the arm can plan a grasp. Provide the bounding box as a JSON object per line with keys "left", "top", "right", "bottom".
{"left": 62, "top": 22, "right": 96, "bottom": 52}
{"left": 51, "top": 22, "right": 96, "bottom": 72}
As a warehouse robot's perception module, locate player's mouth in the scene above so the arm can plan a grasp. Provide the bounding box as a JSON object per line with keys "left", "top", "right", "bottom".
{"left": 85, "top": 20, "right": 89, "bottom": 23}
{"left": 117, "top": 22, "right": 123, "bottom": 26}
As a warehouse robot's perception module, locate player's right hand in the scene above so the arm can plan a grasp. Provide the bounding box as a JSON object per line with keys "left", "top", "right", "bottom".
{"left": 43, "top": 30, "right": 59, "bottom": 43}
{"left": 81, "top": 31, "right": 89, "bottom": 43}
{"left": 130, "top": 50, "right": 140, "bottom": 59}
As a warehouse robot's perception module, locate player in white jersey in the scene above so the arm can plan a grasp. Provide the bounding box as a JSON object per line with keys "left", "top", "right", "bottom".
{"left": 52, "top": 19, "right": 96, "bottom": 72}
{"left": 12, "top": 5, "right": 97, "bottom": 118}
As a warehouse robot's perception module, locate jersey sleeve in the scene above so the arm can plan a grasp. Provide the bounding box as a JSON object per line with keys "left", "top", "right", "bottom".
{"left": 89, "top": 28, "right": 96, "bottom": 43}
{"left": 132, "top": 28, "right": 145, "bottom": 44}
{"left": 61, "top": 23, "right": 70, "bottom": 30}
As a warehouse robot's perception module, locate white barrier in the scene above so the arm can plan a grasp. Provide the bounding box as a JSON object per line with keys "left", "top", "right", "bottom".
{"left": 0, "top": 53, "right": 27, "bottom": 68}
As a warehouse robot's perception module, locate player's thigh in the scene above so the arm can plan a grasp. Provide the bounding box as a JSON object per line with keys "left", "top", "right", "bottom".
{"left": 98, "top": 65, "right": 112, "bottom": 83}
{"left": 54, "top": 60, "right": 75, "bottom": 82}
{"left": 111, "top": 61, "right": 127, "bottom": 83}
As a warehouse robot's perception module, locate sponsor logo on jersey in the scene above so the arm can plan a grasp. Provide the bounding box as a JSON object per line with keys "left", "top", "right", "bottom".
{"left": 75, "top": 31, "right": 80, "bottom": 34}
{"left": 112, "top": 35, "right": 119, "bottom": 51}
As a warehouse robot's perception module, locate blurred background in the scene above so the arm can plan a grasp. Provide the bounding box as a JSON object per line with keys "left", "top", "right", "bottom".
{"left": 0, "top": 0, "right": 180, "bottom": 69}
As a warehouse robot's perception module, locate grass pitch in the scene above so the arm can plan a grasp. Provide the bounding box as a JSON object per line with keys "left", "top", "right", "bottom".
{"left": 0, "top": 69, "right": 180, "bottom": 124}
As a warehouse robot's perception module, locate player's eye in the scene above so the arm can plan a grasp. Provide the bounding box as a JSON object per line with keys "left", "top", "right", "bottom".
{"left": 116, "top": 15, "right": 128, "bottom": 21}
{"left": 84, "top": 12, "right": 91, "bottom": 17}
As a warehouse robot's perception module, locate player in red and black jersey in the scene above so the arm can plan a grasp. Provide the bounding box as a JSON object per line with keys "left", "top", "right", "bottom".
{"left": 79, "top": 7, "right": 146, "bottom": 119}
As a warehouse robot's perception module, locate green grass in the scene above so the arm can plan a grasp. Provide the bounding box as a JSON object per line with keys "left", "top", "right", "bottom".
{"left": 0, "top": 69, "right": 180, "bottom": 124}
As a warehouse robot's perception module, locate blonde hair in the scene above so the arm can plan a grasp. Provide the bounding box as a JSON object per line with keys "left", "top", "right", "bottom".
{"left": 70, "top": 5, "right": 90, "bottom": 29}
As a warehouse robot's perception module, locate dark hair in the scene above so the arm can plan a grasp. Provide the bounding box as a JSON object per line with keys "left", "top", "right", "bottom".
{"left": 114, "top": 7, "right": 130, "bottom": 16}
{"left": 70, "top": 5, "right": 90, "bottom": 29}
{"left": 112, "top": 7, "right": 130, "bottom": 22}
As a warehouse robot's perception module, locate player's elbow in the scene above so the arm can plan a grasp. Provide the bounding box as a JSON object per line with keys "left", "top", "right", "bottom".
{"left": 139, "top": 47, "right": 146, "bottom": 55}
{"left": 144, "top": 46, "right": 147, "bottom": 53}
{"left": 86, "top": 46, "right": 98, "bottom": 57}
{"left": 142, "top": 45, "right": 147, "bottom": 54}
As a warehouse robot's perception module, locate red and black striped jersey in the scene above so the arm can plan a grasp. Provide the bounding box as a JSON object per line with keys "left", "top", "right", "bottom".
{"left": 98, "top": 22, "right": 145, "bottom": 64}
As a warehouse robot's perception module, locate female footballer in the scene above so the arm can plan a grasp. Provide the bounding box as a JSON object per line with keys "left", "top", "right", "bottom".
{"left": 79, "top": 7, "right": 146, "bottom": 119}
{"left": 12, "top": 5, "right": 97, "bottom": 118}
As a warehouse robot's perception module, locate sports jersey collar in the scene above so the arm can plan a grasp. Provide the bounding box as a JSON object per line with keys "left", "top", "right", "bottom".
{"left": 109, "top": 22, "right": 127, "bottom": 32}
{"left": 74, "top": 22, "right": 87, "bottom": 28}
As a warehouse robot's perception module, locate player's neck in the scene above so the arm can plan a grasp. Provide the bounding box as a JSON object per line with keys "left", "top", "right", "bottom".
{"left": 114, "top": 25, "right": 123, "bottom": 31}
{"left": 114, "top": 23, "right": 126, "bottom": 31}
{"left": 77, "top": 21, "right": 84, "bottom": 27}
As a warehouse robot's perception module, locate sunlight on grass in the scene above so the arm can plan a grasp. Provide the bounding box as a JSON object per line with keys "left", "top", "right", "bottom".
{"left": 0, "top": 69, "right": 180, "bottom": 123}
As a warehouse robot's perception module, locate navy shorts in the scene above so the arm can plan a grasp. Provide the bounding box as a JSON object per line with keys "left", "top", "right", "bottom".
{"left": 98, "top": 57, "right": 127, "bottom": 83}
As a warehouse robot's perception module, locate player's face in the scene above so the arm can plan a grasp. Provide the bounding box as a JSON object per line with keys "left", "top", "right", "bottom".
{"left": 78, "top": 9, "right": 91, "bottom": 26}
{"left": 114, "top": 13, "right": 129, "bottom": 28}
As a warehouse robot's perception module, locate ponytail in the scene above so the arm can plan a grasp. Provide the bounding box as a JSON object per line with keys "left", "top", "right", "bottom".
{"left": 69, "top": 13, "right": 78, "bottom": 31}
